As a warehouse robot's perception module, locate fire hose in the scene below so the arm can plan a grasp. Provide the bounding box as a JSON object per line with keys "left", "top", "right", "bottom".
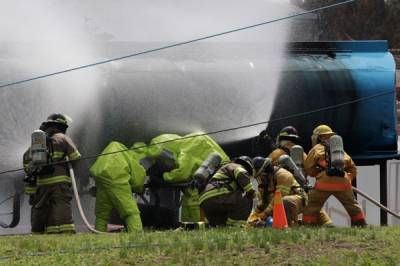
{"left": 352, "top": 186, "right": 400, "bottom": 220}
{"left": 67, "top": 159, "right": 105, "bottom": 234}
{"left": 0, "top": 192, "right": 20, "bottom": 228}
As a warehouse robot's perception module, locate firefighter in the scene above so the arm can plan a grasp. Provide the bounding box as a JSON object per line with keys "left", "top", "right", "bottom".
{"left": 248, "top": 157, "right": 307, "bottom": 227}
{"left": 199, "top": 156, "right": 256, "bottom": 226}
{"left": 302, "top": 125, "right": 367, "bottom": 227}
{"left": 23, "top": 113, "right": 81, "bottom": 233}
{"left": 268, "top": 126, "right": 333, "bottom": 226}
{"left": 268, "top": 126, "right": 303, "bottom": 166}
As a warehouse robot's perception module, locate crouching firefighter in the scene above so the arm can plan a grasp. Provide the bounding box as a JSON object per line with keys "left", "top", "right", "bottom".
{"left": 89, "top": 142, "right": 145, "bottom": 233}
{"left": 199, "top": 156, "right": 256, "bottom": 227}
{"left": 23, "top": 113, "right": 81, "bottom": 234}
{"left": 268, "top": 126, "right": 333, "bottom": 226}
{"left": 302, "top": 125, "right": 367, "bottom": 227}
{"left": 248, "top": 157, "right": 308, "bottom": 227}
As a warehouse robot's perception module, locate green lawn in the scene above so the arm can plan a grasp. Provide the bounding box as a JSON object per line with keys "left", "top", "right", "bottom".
{"left": 1, "top": 226, "right": 399, "bottom": 265}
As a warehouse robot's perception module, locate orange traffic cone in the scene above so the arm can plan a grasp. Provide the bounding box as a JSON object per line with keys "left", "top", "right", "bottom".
{"left": 272, "top": 191, "right": 288, "bottom": 229}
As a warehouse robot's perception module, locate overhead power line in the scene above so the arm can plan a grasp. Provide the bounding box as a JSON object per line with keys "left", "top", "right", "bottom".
{"left": 0, "top": 89, "right": 394, "bottom": 177}
{"left": 0, "top": 0, "right": 356, "bottom": 89}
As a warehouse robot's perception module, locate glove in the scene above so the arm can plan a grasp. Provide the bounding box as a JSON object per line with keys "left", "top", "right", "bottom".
{"left": 247, "top": 211, "right": 267, "bottom": 228}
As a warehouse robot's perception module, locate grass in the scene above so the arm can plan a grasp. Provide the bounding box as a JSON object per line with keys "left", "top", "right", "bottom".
{"left": 1, "top": 226, "right": 400, "bottom": 265}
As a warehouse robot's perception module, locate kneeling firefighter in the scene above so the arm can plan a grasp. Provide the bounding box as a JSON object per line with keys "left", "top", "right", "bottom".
{"left": 268, "top": 126, "right": 332, "bottom": 226}
{"left": 248, "top": 157, "right": 307, "bottom": 226}
{"left": 199, "top": 156, "right": 256, "bottom": 226}
{"left": 302, "top": 125, "right": 367, "bottom": 226}
{"left": 23, "top": 113, "right": 81, "bottom": 233}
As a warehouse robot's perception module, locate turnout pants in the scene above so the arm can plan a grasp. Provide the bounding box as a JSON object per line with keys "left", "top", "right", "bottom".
{"left": 200, "top": 191, "right": 252, "bottom": 227}
{"left": 31, "top": 183, "right": 75, "bottom": 233}
{"left": 95, "top": 184, "right": 143, "bottom": 232}
{"left": 303, "top": 189, "right": 366, "bottom": 226}
{"left": 282, "top": 195, "right": 305, "bottom": 226}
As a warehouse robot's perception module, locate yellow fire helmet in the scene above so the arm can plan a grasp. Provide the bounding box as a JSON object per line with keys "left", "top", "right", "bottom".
{"left": 312, "top": 124, "right": 335, "bottom": 136}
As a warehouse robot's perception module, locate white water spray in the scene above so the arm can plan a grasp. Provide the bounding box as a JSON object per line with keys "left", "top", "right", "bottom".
{"left": 0, "top": 0, "right": 295, "bottom": 234}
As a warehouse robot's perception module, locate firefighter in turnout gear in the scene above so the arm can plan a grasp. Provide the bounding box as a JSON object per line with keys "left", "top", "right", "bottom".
{"left": 302, "top": 125, "right": 367, "bottom": 226}
{"left": 268, "top": 126, "right": 332, "bottom": 226}
{"left": 23, "top": 113, "right": 81, "bottom": 233}
{"left": 268, "top": 126, "right": 304, "bottom": 166}
{"left": 248, "top": 157, "right": 308, "bottom": 227}
{"left": 199, "top": 156, "right": 255, "bottom": 226}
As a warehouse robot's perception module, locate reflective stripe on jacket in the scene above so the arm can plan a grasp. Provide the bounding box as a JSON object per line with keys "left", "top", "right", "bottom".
{"left": 199, "top": 163, "right": 253, "bottom": 204}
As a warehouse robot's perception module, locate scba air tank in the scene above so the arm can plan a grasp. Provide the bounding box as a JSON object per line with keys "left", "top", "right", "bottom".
{"left": 329, "top": 135, "right": 345, "bottom": 169}
{"left": 31, "top": 130, "right": 48, "bottom": 165}
{"left": 290, "top": 145, "right": 304, "bottom": 172}
{"left": 277, "top": 154, "right": 307, "bottom": 188}
{"left": 193, "top": 153, "right": 222, "bottom": 185}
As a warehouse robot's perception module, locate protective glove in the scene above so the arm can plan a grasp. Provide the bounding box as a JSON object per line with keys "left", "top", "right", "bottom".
{"left": 247, "top": 211, "right": 267, "bottom": 228}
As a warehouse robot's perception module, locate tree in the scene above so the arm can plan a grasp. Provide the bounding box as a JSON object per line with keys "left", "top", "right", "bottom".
{"left": 295, "top": 0, "right": 399, "bottom": 47}
{"left": 383, "top": 0, "right": 400, "bottom": 47}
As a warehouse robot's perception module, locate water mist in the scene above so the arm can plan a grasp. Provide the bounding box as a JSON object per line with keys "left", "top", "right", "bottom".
{"left": 0, "top": 0, "right": 294, "bottom": 234}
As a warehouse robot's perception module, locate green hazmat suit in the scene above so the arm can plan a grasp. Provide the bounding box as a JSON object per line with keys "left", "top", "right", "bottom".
{"left": 143, "top": 133, "right": 230, "bottom": 183}
{"left": 89, "top": 141, "right": 145, "bottom": 232}
{"left": 135, "top": 133, "right": 230, "bottom": 222}
{"left": 181, "top": 187, "right": 201, "bottom": 222}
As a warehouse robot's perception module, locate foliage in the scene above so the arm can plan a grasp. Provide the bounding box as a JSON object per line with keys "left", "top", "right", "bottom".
{"left": 293, "top": 0, "right": 400, "bottom": 48}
